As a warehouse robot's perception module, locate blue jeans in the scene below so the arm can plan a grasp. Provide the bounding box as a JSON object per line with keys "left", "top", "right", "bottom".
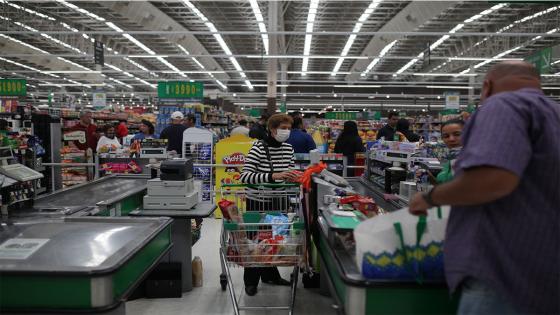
{"left": 458, "top": 278, "right": 520, "bottom": 315}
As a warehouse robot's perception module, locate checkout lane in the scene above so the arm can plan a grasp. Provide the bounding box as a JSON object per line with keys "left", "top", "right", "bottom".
{"left": 0, "top": 158, "right": 215, "bottom": 314}
{"left": 311, "top": 156, "right": 457, "bottom": 314}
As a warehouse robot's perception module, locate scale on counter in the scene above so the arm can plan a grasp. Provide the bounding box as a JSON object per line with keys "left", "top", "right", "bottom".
{"left": 0, "top": 146, "right": 43, "bottom": 181}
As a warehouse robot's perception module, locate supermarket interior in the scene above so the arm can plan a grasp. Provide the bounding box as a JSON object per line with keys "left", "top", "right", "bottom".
{"left": 0, "top": 1, "right": 559, "bottom": 315}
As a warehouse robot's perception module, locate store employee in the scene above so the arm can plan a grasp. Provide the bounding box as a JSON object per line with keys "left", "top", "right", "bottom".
{"left": 159, "top": 111, "right": 187, "bottom": 156}
{"left": 376, "top": 112, "right": 399, "bottom": 141}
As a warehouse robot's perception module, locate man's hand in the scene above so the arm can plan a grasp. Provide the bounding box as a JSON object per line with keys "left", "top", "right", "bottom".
{"left": 409, "top": 193, "right": 430, "bottom": 216}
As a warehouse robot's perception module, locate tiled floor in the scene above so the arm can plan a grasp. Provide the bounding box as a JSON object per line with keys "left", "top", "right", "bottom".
{"left": 126, "top": 218, "right": 337, "bottom": 315}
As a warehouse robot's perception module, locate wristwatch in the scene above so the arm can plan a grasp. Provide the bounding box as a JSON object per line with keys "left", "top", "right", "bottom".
{"left": 422, "top": 186, "right": 438, "bottom": 207}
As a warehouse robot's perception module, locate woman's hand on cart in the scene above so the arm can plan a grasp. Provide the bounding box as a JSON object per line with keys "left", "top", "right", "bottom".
{"left": 272, "top": 170, "right": 302, "bottom": 182}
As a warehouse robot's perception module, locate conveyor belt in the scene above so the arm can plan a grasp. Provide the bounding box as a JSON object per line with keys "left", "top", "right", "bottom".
{"left": 346, "top": 177, "right": 408, "bottom": 212}
{"left": 34, "top": 176, "right": 148, "bottom": 209}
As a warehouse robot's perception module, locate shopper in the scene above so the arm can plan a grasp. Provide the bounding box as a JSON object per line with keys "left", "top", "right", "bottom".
{"left": 376, "top": 112, "right": 399, "bottom": 140}
{"left": 239, "top": 113, "right": 299, "bottom": 297}
{"left": 183, "top": 113, "right": 196, "bottom": 129}
{"left": 230, "top": 119, "right": 250, "bottom": 137}
{"left": 287, "top": 117, "right": 316, "bottom": 153}
{"left": 248, "top": 113, "right": 269, "bottom": 140}
{"left": 334, "top": 121, "right": 365, "bottom": 176}
{"left": 159, "top": 111, "right": 187, "bottom": 156}
{"left": 96, "top": 124, "right": 122, "bottom": 153}
{"left": 409, "top": 61, "right": 560, "bottom": 315}
{"left": 70, "top": 110, "right": 98, "bottom": 152}
{"left": 132, "top": 119, "right": 156, "bottom": 141}
{"left": 396, "top": 118, "right": 420, "bottom": 142}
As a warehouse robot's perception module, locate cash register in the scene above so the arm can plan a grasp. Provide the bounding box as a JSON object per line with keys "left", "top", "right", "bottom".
{"left": 143, "top": 159, "right": 199, "bottom": 210}
{"left": 0, "top": 147, "right": 43, "bottom": 181}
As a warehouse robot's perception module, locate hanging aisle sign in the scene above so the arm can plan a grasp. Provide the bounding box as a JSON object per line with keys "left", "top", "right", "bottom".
{"left": 444, "top": 91, "right": 460, "bottom": 110}
{"left": 325, "top": 112, "right": 357, "bottom": 120}
{"left": 0, "top": 79, "right": 27, "bottom": 96}
{"left": 157, "top": 81, "right": 204, "bottom": 99}
{"left": 524, "top": 47, "right": 552, "bottom": 74}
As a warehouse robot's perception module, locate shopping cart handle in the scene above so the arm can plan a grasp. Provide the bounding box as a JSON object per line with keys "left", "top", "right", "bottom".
{"left": 221, "top": 183, "right": 299, "bottom": 188}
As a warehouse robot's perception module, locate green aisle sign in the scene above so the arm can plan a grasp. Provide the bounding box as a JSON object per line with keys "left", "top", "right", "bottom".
{"left": 525, "top": 48, "right": 552, "bottom": 74}
{"left": 0, "top": 79, "right": 26, "bottom": 96}
{"left": 325, "top": 112, "right": 357, "bottom": 120}
{"left": 249, "top": 108, "right": 261, "bottom": 117}
{"left": 157, "top": 81, "right": 203, "bottom": 99}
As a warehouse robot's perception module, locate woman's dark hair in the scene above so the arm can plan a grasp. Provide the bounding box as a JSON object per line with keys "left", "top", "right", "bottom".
{"left": 441, "top": 119, "right": 465, "bottom": 131}
{"left": 141, "top": 119, "right": 155, "bottom": 135}
{"left": 103, "top": 124, "right": 116, "bottom": 133}
{"left": 396, "top": 118, "right": 410, "bottom": 133}
{"left": 387, "top": 112, "right": 398, "bottom": 120}
{"left": 292, "top": 117, "right": 304, "bottom": 129}
{"left": 339, "top": 121, "right": 359, "bottom": 139}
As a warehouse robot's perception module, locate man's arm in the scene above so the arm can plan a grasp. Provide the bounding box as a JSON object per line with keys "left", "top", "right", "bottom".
{"left": 410, "top": 166, "right": 520, "bottom": 214}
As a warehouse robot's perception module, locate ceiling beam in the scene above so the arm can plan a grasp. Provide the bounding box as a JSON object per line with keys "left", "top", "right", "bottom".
{"left": 96, "top": 1, "right": 230, "bottom": 82}
{"left": 346, "top": 1, "right": 459, "bottom": 82}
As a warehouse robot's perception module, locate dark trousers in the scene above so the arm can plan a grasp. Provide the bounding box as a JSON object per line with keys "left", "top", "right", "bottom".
{"left": 244, "top": 196, "right": 285, "bottom": 287}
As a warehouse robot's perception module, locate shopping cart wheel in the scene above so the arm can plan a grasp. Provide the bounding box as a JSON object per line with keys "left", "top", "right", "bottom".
{"left": 220, "top": 274, "right": 227, "bottom": 291}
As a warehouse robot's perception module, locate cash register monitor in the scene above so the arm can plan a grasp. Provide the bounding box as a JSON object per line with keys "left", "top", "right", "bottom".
{"left": 0, "top": 147, "right": 13, "bottom": 164}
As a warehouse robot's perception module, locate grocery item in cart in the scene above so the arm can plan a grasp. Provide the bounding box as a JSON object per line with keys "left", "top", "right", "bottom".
{"left": 218, "top": 199, "right": 241, "bottom": 222}
{"left": 263, "top": 214, "right": 290, "bottom": 237}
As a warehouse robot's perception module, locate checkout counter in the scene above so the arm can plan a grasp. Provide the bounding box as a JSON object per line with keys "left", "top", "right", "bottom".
{"left": 310, "top": 146, "right": 456, "bottom": 315}
{"left": 0, "top": 158, "right": 215, "bottom": 313}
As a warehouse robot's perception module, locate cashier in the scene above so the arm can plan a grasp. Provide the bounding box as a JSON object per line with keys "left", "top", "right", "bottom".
{"left": 239, "top": 113, "right": 298, "bottom": 297}
{"left": 422, "top": 119, "right": 464, "bottom": 184}
{"left": 96, "top": 124, "right": 122, "bottom": 153}
{"left": 132, "top": 120, "right": 156, "bottom": 141}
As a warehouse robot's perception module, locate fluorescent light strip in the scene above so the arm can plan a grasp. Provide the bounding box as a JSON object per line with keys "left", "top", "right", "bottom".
{"left": 123, "top": 57, "right": 158, "bottom": 77}
{"left": 56, "top": 0, "right": 105, "bottom": 21}
{"left": 177, "top": 44, "right": 227, "bottom": 90}
{"left": 182, "top": 0, "right": 251, "bottom": 88}
{"left": 427, "top": 85, "right": 473, "bottom": 90}
{"left": 302, "top": 0, "right": 319, "bottom": 75}
{"left": 108, "top": 77, "right": 133, "bottom": 89}
{"left": 0, "top": 57, "right": 59, "bottom": 78}
{"left": 57, "top": 57, "right": 91, "bottom": 71}
{"left": 0, "top": 34, "right": 49, "bottom": 54}
{"left": 0, "top": 0, "right": 56, "bottom": 21}
{"left": 105, "top": 63, "right": 154, "bottom": 89}
{"left": 361, "top": 40, "right": 397, "bottom": 77}
{"left": 331, "top": 0, "right": 381, "bottom": 76}
{"left": 249, "top": 0, "right": 268, "bottom": 54}
{"left": 397, "top": 4, "right": 506, "bottom": 76}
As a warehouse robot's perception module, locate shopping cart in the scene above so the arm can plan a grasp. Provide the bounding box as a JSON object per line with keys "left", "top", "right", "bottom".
{"left": 218, "top": 183, "right": 306, "bottom": 315}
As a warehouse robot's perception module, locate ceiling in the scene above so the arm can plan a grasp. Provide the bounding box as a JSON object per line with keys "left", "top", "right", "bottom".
{"left": 0, "top": 0, "right": 559, "bottom": 111}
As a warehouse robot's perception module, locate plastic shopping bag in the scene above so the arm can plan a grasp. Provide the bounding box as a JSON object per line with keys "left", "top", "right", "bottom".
{"left": 354, "top": 206, "right": 450, "bottom": 281}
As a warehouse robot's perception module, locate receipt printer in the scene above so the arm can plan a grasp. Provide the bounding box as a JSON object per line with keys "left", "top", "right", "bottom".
{"left": 160, "top": 159, "right": 193, "bottom": 181}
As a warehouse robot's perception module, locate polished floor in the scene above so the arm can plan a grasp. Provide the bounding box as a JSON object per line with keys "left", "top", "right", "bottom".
{"left": 126, "top": 218, "right": 337, "bottom": 315}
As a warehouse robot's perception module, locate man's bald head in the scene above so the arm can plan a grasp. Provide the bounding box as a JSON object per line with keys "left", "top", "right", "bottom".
{"left": 480, "top": 61, "right": 541, "bottom": 103}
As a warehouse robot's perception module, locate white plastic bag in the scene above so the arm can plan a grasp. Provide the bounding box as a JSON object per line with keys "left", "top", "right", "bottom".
{"left": 354, "top": 206, "right": 450, "bottom": 280}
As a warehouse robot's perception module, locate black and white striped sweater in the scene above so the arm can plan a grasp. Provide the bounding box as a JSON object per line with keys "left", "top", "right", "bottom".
{"left": 239, "top": 140, "right": 295, "bottom": 184}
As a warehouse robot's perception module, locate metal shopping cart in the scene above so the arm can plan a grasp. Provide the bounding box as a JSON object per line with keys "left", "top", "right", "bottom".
{"left": 218, "top": 184, "right": 306, "bottom": 315}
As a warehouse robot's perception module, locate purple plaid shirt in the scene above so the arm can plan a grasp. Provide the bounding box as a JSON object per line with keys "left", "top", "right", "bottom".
{"left": 445, "top": 89, "right": 560, "bottom": 314}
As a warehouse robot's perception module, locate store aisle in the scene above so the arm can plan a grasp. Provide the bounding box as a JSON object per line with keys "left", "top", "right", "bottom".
{"left": 126, "top": 218, "right": 337, "bottom": 315}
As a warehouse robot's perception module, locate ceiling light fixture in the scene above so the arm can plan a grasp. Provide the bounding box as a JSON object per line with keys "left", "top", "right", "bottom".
{"left": 331, "top": 0, "right": 381, "bottom": 77}
{"left": 248, "top": 0, "right": 269, "bottom": 54}
{"left": 181, "top": 0, "right": 252, "bottom": 89}
{"left": 302, "top": 0, "right": 320, "bottom": 76}
{"left": 361, "top": 40, "right": 397, "bottom": 77}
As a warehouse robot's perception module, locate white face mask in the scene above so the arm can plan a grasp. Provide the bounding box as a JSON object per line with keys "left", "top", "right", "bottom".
{"left": 274, "top": 129, "right": 290, "bottom": 142}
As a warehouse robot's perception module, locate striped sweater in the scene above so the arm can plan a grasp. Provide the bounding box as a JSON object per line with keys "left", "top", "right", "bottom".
{"left": 240, "top": 140, "right": 295, "bottom": 184}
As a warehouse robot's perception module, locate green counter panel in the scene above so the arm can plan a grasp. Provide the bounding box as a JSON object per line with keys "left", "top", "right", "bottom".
{"left": 119, "top": 193, "right": 144, "bottom": 216}
{"left": 0, "top": 223, "right": 171, "bottom": 311}
{"left": 0, "top": 276, "right": 92, "bottom": 309}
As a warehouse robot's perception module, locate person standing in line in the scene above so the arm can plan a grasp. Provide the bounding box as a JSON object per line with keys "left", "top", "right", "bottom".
{"left": 376, "top": 112, "right": 399, "bottom": 140}
{"left": 132, "top": 119, "right": 156, "bottom": 141}
{"left": 249, "top": 113, "right": 269, "bottom": 140}
{"left": 396, "top": 118, "right": 421, "bottom": 142}
{"left": 183, "top": 113, "right": 197, "bottom": 130}
{"left": 96, "top": 124, "right": 122, "bottom": 153}
{"left": 239, "top": 113, "right": 299, "bottom": 297}
{"left": 159, "top": 111, "right": 187, "bottom": 156}
{"left": 70, "top": 110, "right": 98, "bottom": 152}
{"left": 409, "top": 61, "right": 560, "bottom": 315}
{"left": 230, "top": 119, "right": 250, "bottom": 137}
{"left": 286, "top": 117, "right": 316, "bottom": 153}
{"left": 334, "top": 121, "right": 365, "bottom": 176}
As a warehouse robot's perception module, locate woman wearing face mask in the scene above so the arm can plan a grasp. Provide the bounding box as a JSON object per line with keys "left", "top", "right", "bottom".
{"left": 239, "top": 113, "right": 299, "bottom": 297}
{"left": 420, "top": 119, "right": 465, "bottom": 184}
{"left": 334, "top": 121, "right": 365, "bottom": 177}
{"left": 96, "top": 124, "right": 122, "bottom": 153}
